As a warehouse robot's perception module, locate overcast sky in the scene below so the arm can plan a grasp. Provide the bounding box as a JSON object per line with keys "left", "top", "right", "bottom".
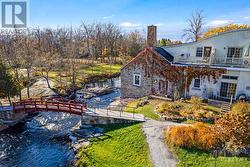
{"left": 29, "top": 0, "right": 250, "bottom": 40}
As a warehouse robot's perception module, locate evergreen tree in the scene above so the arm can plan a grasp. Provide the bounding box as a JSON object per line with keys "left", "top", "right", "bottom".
{"left": 0, "top": 60, "right": 18, "bottom": 104}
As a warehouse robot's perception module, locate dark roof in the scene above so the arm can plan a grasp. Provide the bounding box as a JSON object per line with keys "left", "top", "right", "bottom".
{"left": 155, "top": 47, "right": 174, "bottom": 63}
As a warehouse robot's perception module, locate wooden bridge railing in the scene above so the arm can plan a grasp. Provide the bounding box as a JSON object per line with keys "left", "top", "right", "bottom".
{"left": 12, "top": 98, "right": 87, "bottom": 116}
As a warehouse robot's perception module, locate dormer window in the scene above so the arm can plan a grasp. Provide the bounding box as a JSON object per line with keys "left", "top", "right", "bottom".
{"left": 196, "top": 47, "right": 203, "bottom": 57}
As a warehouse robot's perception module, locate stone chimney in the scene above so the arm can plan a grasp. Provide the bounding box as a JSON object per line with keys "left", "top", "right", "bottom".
{"left": 147, "top": 25, "right": 157, "bottom": 47}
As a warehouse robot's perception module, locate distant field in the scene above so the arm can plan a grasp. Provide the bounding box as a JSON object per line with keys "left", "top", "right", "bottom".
{"left": 45, "top": 63, "right": 122, "bottom": 86}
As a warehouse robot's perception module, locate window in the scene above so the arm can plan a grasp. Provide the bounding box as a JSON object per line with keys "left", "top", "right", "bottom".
{"left": 196, "top": 47, "right": 203, "bottom": 57}
{"left": 222, "top": 75, "right": 238, "bottom": 80}
{"left": 133, "top": 74, "right": 141, "bottom": 86}
{"left": 220, "top": 82, "right": 237, "bottom": 98}
{"left": 193, "top": 78, "right": 201, "bottom": 88}
{"left": 227, "top": 48, "right": 243, "bottom": 58}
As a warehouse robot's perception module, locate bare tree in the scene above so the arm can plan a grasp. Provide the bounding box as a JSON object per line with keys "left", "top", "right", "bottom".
{"left": 20, "top": 29, "right": 36, "bottom": 98}
{"left": 183, "top": 10, "right": 204, "bottom": 42}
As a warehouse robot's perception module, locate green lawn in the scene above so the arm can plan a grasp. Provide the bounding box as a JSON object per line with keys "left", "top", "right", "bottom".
{"left": 174, "top": 148, "right": 250, "bottom": 167}
{"left": 125, "top": 99, "right": 161, "bottom": 120}
{"left": 76, "top": 123, "right": 153, "bottom": 167}
{"left": 79, "top": 64, "right": 121, "bottom": 75}
{"left": 44, "top": 63, "right": 122, "bottom": 86}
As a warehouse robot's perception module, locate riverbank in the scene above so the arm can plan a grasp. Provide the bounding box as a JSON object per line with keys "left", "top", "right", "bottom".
{"left": 76, "top": 123, "right": 153, "bottom": 167}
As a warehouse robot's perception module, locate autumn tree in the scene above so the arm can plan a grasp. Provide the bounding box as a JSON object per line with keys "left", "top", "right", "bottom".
{"left": 159, "top": 39, "right": 183, "bottom": 46}
{"left": 203, "top": 24, "right": 250, "bottom": 38}
{"left": 183, "top": 10, "right": 204, "bottom": 42}
{"left": 126, "top": 30, "right": 146, "bottom": 57}
{"left": 216, "top": 111, "right": 250, "bottom": 152}
{"left": 159, "top": 38, "right": 172, "bottom": 46}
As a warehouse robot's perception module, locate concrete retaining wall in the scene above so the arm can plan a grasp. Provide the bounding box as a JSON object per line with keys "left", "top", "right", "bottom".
{"left": 80, "top": 115, "right": 142, "bottom": 125}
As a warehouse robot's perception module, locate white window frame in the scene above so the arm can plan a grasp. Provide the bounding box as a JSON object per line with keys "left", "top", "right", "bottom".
{"left": 196, "top": 47, "right": 203, "bottom": 57}
{"left": 133, "top": 74, "right": 141, "bottom": 86}
{"left": 227, "top": 47, "right": 243, "bottom": 58}
{"left": 193, "top": 78, "right": 201, "bottom": 89}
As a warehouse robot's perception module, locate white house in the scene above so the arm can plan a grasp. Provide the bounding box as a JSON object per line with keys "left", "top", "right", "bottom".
{"left": 163, "top": 28, "right": 250, "bottom": 100}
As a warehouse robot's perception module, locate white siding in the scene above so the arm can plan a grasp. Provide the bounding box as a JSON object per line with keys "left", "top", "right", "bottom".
{"left": 163, "top": 29, "right": 250, "bottom": 65}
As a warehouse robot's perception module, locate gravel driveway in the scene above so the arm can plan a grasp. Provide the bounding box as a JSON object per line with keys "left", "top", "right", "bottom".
{"left": 143, "top": 119, "right": 180, "bottom": 167}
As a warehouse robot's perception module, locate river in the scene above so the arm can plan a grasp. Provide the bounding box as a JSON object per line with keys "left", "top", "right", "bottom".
{"left": 0, "top": 77, "right": 121, "bottom": 167}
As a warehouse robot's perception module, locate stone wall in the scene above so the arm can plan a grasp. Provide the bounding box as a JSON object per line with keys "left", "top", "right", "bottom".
{"left": 121, "top": 52, "right": 172, "bottom": 98}
{"left": 80, "top": 115, "right": 142, "bottom": 125}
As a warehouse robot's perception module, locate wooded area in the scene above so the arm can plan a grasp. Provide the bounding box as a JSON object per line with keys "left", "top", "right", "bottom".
{"left": 0, "top": 23, "right": 146, "bottom": 100}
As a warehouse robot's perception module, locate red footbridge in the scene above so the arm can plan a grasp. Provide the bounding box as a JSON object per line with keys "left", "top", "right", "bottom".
{"left": 1, "top": 97, "right": 144, "bottom": 126}
{"left": 13, "top": 97, "right": 87, "bottom": 115}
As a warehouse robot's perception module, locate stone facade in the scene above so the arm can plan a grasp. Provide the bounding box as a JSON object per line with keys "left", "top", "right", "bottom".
{"left": 121, "top": 49, "right": 173, "bottom": 98}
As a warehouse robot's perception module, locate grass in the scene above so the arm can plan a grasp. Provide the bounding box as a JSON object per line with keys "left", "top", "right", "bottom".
{"left": 76, "top": 123, "right": 153, "bottom": 167}
{"left": 40, "top": 63, "right": 122, "bottom": 86}
{"left": 79, "top": 64, "right": 121, "bottom": 75}
{"left": 174, "top": 147, "right": 250, "bottom": 167}
{"left": 125, "top": 99, "right": 161, "bottom": 120}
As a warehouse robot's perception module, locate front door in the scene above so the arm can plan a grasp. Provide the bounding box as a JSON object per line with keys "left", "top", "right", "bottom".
{"left": 220, "top": 82, "right": 237, "bottom": 99}
{"left": 203, "top": 47, "right": 212, "bottom": 62}
{"left": 159, "top": 80, "right": 167, "bottom": 95}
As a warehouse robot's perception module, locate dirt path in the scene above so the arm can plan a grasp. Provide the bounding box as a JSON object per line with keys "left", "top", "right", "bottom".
{"left": 143, "top": 119, "right": 179, "bottom": 167}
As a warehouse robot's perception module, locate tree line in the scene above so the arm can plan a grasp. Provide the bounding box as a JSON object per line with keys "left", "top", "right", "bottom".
{"left": 0, "top": 23, "right": 146, "bottom": 101}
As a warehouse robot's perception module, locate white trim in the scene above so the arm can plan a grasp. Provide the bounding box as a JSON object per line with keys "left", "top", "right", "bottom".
{"left": 133, "top": 73, "right": 141, "bottom": 86}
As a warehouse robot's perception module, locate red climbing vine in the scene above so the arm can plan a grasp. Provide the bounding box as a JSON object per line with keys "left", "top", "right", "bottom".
{"left": 130, "top": 47, "right": 226, "bottom": 92}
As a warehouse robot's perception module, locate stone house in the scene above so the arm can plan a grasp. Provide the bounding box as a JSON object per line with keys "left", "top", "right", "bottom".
{"left": 121, "top": 26, "right": 250, "bottom": 101}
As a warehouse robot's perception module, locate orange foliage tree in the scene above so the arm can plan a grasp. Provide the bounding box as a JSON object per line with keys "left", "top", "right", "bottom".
{"left": 216, "top": 112, "right": 250, "bottom": 151}
{"left": 203, "top": 24, "right": 250, "bottom": 39}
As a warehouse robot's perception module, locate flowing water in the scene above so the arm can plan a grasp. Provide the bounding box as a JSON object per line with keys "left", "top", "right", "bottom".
{"left": 0, "top": 77, "right": 121, "bottom": 167}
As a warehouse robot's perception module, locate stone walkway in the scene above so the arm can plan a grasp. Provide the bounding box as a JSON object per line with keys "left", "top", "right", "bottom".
{"left": 143, "top": 119, "right": 180, "bottom": 167}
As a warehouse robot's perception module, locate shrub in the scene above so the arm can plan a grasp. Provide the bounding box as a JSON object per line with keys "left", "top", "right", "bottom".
{"left": 231, "top": 102, "right": 250, "bottom": 115}
{"left": 193, "top": 123, "right": 222, "bottom": 150}
{"left": 165, "top": 126, "right": 197, "bottom": 149}
{"left": 216, "top": 112, "right": 250, "bottom": 151}
{"left": 165, "top": 123, "right": 223, "bottom": 151}
{"left": 190, "top": 96, "right": 203, "bottom": 111}
{"left": 157, "top": 102, "right": 183, "bottom": 117}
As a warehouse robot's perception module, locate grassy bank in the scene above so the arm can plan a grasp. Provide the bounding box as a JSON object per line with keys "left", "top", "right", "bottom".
{"left": 46, "top": 63, "right": 122, "bottom": 86}
{"left": 125, "top": 99, "right": 161, "bottom": 120}
{"left": 76, "top": 123, "right": 153, "bottom": 167}
{"left": 174, "top": 148, "right": 250, "bottom": 167}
